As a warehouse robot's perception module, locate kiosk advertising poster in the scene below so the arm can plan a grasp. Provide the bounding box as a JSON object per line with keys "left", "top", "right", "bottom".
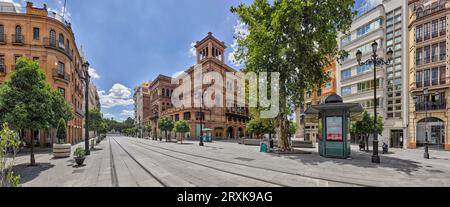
{"left": 326, "top": 117, "right": 343, "bottom": 141}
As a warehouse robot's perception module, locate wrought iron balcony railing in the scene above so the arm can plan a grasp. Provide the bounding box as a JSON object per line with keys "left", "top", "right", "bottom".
{"left": 12, "top": 34, "right": 24, "bottom": 45}
{"left": 53, "top": 68, "right": 70, "bottom": 82}
{"left": 415, "top": 101, "right": 447, "bottom": 112}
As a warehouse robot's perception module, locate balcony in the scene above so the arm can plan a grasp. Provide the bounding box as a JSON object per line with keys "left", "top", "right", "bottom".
{"left": 415, "top": 101, "right": 447, "bottom": 112}
{"left": 0, "top": 34, "right": 5, "bottom": 44}
{"left": 43, "top": 37, "right": 73, "bottom": 61}
{"left": 12, "top": 34, "right": 24, "bottom": 45}
{"left": 226, "top": 107, "right": 250, "bottom": 119}
{"left": 53, "top": 69, "right": 70, "bottom": 83}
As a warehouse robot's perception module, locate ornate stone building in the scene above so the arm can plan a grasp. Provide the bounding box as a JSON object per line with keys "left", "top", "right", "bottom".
{"left": 146, "top": 33, "right": 249, "bottom": 140}
{"left": 0, "top": 2, "right": 87, "bottom": 146}
{"left": 408, "top": 0, "right": 449, "bottom": 151}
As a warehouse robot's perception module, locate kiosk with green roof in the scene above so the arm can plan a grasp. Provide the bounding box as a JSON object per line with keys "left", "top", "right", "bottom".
{"left": 305, "top": 94, "right": 363, "bottom": 159}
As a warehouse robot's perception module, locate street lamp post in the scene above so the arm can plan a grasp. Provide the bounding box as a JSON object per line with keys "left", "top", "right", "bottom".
{"left": 423, "top": 88, "right": 430, "bottom": 159}
{"left": 199, "top": 92, "right": 204, "bottom": 147}
{"left": 356, "top": 41, "right": 393, "bottom": 164}
{"left": 81, "top": 61, "right": 91, "bottom": 156}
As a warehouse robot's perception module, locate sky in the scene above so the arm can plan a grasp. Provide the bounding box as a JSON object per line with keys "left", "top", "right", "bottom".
{"left": 2, "top": 0, "right": 378, "bottom": 122}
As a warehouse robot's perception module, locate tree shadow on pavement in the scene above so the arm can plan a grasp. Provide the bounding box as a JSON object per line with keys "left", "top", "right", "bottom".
{"left": 268, "top": 150, "right": 424, "bottom": 175}
{"left": 13, "top": 163, "right": 55, "bottom": 184}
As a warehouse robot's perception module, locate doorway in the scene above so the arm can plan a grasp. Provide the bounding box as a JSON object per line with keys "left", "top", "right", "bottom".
{"left": 390, "top": 130, "right": 403, "bottom": 148}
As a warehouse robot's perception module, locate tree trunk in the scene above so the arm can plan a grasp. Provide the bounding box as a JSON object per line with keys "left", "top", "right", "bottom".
{"left": 277, "top": 117, "right": 290, "bottom": 151}
{"left": 165, "top": 131, "right": 168, "bottom": 142}
{"left": 365, "top": 134, "right": 369, "bottom": 151}
{"left": 30, "top": 130, "right": 36, "bottom": 166}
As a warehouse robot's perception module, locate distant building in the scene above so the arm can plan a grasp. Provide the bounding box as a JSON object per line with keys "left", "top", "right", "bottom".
{"left": 147, "top": 33, "right": 250, "bottom": 140}
{"left": 134, "top": 81, "right": 151, "bottom": 136}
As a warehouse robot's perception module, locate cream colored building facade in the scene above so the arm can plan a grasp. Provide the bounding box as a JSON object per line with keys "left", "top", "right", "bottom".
{"left": 408, "top": 0, "right": 450, "bottom": 151}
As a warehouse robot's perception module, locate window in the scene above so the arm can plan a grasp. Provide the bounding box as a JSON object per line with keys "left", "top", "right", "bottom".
{"left": 0, "top": 25, "right": 4, "bottom": 43}
{"left": 424, "top": 69, "right": 430, "bottom": 87}
{"left": 58, "top": 88, "right": 66, "bottom": 98}
{"left": 33, "top": 57, "right": 39, "bottom": 62}
{"left": 0, "top": 55, "right": 5, "bottom": 73}
{"left": 432, "top": 68, "right": 439, "bottom": 86}
{"left": 432, "top": 44, "right": 439, "bottom": 62}
{"left": 183, "top": 112, "right": 191, "bottom": 121}
{"left": 416, "top": 72, "right": 422, "bottom": 88}
{"left": 57, "top": 62, "right": 65, "bottom": 75}
{"left": 416, "top": 48, "right": 423, "bottom": 65}
{"left": 196, "top": 112, "right": 205, "bottom": 121}
{"left": 33, "top": 28, "right": 40, "bottom": 40}
{"left": 357, "top": 64, "right": 372, "bottom": 75}
{"left": 50, "top": 30, "right": 56, "bottom": 46}
{"left": 440, "top": 67, "right": 446, "bottom": 84}
{"left": 424, "top": 22, "right": 430, "bottom": 40}
{"left": 162, "top": 88, "right": 165, "bottom": 96}
{"left": 440, "top": 18, "right": 446, "bottom": 36}
{"left": 440, "top": 42, "right": 446, "bottom": 61}
{"left": 424, "top": 46, "right": 431, "bottom": 63}
{"left": 15, "top": 25, "right": 22, "bottom": 43}
{"left": 341, "top": 86, "right": 352, "bottom": 96}
{"left": 175, "top": 114, "right": 180, "bottom": 121}
{"left": 58, "top": 33, "right": 65, "bottom": 49}
{"left": 341, "top": 69, "right": 351, "bottom": 80}
{"left": 432, "top": 20, "right": 439, "bottom": 37}
{"left": 416, "top": 25, "right": 423, "bottom": 42}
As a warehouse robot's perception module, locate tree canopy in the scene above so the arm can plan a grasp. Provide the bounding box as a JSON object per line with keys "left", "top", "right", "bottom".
{"left": 230, "top": 0, "right": 355, "bottom": 150}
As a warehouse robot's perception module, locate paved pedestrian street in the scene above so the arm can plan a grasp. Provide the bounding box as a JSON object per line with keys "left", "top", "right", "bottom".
{"left": 11, "top": 136, "right": 450, "bottom": 187}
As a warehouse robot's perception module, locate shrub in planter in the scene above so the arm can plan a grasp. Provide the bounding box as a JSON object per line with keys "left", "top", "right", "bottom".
{"left": 74, "top": 147, "right": 86, "bottom": 166}
{"left": 53, "top": 119, "right": 71, "bottom": 158}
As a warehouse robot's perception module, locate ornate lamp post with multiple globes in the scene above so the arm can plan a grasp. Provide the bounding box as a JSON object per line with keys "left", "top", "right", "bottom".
{"left": 356, "top": 41, "right": 393, "bottom": 164}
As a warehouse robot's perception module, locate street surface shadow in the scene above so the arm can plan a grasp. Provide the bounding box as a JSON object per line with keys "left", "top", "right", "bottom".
{"left": 268, "top": 150, "right": 423, "bottom": 175}
{"left": 13, "top": 163, "right": 55, "bottom": 184}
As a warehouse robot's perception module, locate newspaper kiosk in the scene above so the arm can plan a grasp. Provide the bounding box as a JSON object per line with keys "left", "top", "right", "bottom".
{"left": 305, "top": 94, "right": 363, "bottom": 159}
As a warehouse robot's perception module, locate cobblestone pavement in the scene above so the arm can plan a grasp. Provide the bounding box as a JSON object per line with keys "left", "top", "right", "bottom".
{"left": 13, "top": 136, "right": 450, "bottom": 187}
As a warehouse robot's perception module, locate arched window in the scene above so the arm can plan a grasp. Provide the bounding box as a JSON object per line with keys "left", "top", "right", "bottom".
{"left": 50, "top": 30, "right": 56, "bottom": 46}
{"left": 15, "top": 25, "right": 22, "bottom": 43}
{"left": 0, "top": 25, "right": 4, "bottom": 43}
{"left": 58, "top": 33, "right": 65, "bottom": 48}
{"left": 66, "top": 39, "right": 70, "bottom": 51}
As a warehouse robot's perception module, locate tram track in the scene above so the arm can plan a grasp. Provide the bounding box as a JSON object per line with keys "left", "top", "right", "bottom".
{"left": 111, "top": 137, "right": 168, "bottom": 187}
{"left": 127, "top": 138, "right": 373, "bottom": 187}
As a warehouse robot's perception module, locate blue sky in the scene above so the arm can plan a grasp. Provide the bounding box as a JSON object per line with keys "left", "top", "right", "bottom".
{"left": 4, "top": 0, "right": 375, "bottom": 121}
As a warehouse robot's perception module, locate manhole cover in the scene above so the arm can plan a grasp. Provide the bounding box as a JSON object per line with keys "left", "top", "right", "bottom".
{"left": 235, "top": 157, "right": 255, "bottom": 162}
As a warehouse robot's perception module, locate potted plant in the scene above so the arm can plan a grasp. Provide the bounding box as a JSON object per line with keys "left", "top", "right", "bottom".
{"left": 74, "top": 147, "right": 86, "bottom": 166}
{"left": 53, "top": 119, "right": 71, "bottom": 158}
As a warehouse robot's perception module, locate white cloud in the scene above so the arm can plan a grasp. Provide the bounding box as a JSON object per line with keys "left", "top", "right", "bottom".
{"left": 103, "top": 113, "right": 115, "bottom": 119}
{"left": 120, "top": 110, "right": 134, "bottom": 118}
{"left": 189, "top": 42, "right": 196, "bottom": 58}
{"left": 98, "top": 84, "right": 134, "bottom": 109}
{"left": 88, "top": 67, "right": 101, "bottom": 79}
{"left": 228, "top": 21, "right": 249, "bottom": 67}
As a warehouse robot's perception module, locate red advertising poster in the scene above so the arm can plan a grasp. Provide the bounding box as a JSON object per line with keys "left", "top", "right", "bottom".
{"left": 327, "top": 117, "right": 343, "bottom": 141}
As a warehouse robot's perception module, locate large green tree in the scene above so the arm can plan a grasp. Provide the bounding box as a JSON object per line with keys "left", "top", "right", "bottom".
{"left": 231, "top": 0, "right": 355, "bottom": 151}
{"left": 0, "top": 57, "right": 54, "bottom": 166}
{"left": 351, "top": 111, "right": 384, "bottom": 151}
{"left": 158, "top": 117, "right": 174, "bottom": 142}
{"left": 174, "top": 120, "right": 190, "bottom": 144}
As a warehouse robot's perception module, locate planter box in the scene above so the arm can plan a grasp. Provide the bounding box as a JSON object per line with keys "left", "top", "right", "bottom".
{"left": 53, "top": 144, "right": 71, "bottom": 158}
